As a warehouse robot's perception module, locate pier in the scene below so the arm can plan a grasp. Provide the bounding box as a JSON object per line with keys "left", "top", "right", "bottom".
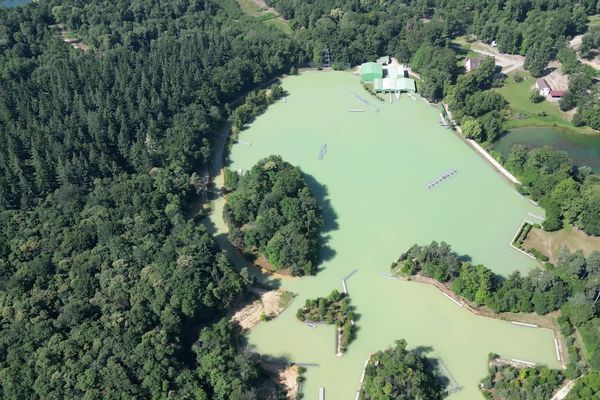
{"left": 237, "top": 140, "right": 251, "bottom": 145}
{"left": 426, "top": 169, "right": 458, "bottom": 190}
{"left": 319, "top": 386, "right": 325, "bottom": 400}
{"left": 349, "top": 108, "right": 365, "bottom": 112}
{"left": 438, "top": 358, "right": 462, "bottom": 394}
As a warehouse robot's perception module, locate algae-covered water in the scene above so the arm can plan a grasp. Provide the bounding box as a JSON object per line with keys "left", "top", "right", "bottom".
{"left": 210, "top": 72, "right": 560, "bottom": 399}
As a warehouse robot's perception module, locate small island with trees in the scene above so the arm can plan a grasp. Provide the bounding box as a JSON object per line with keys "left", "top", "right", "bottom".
{"left": 359, "top": 339, "right": 447, "bottom": 400}
{"left": 223, "top": 155, "right": 323, "bottom": 276}
{"left": 296, "top": 290, "right": 355, "bottom": 355}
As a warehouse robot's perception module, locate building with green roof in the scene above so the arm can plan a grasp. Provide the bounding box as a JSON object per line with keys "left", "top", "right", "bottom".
{"left": 360, "top": 62, "right": 383, "bottom": 82}
{"left": 372, "top": 77, "right": 416, "bottom": 93}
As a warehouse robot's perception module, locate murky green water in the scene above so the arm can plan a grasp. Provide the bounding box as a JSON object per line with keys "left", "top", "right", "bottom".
{"left": 210, "top": 72, "right": 560, "bottom": 400}
{"left": 494, "top": 126, "right": 600, "bottom": 173}
{"left": 0, "top": 0, "right": 32, "bottom": 8}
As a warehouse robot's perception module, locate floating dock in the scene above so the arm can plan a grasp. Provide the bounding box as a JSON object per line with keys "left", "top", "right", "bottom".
{"left": 282, "top": 97, "right": 287, "bottom": 103}
{"left": 511, "top": 321, "right": 538, "bottom": 328}
{"left": 379, "top": 272, "right": 396, "bottom": 279}
{"left": 319, "top": 386, "right": 325, "bottom": 400}
{"left": 554, "top": 337, "right": 562, "bottom": 362}
{"left": 439, "top": 113, "right": 448, "bottom": 126}
{"left": 512, "top": 358, "right": 536, "bottom": 367}
{"left": 349, "top": 108, "right": 365, "bottom": 112}
{"left": 237, "top": 140, "right": 251, "bottom": 146}
{"left": 426, "top": 169, "right": 458, "bottom": 189}
{"left": 318, "top": 144, "right": 327, "bottom": 160}
{"left": 341, "top": 280, "right": 348, "bottom": 294}
{"left": 528, "top": 212, "right": 544, "bottom": 220}
{"left": 443, "top": 292, "right": 464, "bottom": 308}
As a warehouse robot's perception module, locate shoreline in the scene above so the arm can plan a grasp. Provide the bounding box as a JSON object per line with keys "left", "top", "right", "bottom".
{"left": 442, "top": 103, "right": 521, "bottom": 185}
{"left": 395, "top": 272, "right": 567, "bottom": 368}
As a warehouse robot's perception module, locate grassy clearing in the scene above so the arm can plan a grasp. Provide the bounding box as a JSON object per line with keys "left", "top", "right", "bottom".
{"left": 589, "top": 14, "right": 600, "bottom": 28}
{"left": 237, "top": 0, "right": 291, "bottom": 34}
{"left": 277, "top": 290, "right": 294, "bottom": 309}
{"left": 495, "top": 71, "right": 595, "bottom": 134}
{"left": 522, "top": 225, "right": 600, "bottom": 264}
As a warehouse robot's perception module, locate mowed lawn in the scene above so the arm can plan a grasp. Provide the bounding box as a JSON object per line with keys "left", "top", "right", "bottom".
{"left": 495, "top": 71, "right": 592, "bottom": 134}
{"left": 523, "top": 225, "right": 600, "bottom": 265}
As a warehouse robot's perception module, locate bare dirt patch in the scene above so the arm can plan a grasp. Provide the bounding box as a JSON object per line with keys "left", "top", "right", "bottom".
{"left": 261, "top": 362, "right": 300, "bottom": 400}
{"left": 230, "top": 288, "right": 294, "bottom": 330}
{"left": 522, "top": 226, "right": 600, "bottom": 264}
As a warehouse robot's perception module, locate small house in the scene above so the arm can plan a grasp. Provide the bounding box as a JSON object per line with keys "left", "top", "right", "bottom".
{"left": 536, "top": 78, "right": 552, "bottom": 97}
{"left": 550, "top": 90, "right": 565, "bottom": 98}
{"left": 465, "top": 57, "right": 481, "bottom": 72}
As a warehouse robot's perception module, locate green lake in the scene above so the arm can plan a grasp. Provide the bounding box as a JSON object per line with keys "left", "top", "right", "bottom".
{"left": 494, "top": 126, "right": 600, "bottom": 173}
{"left": 208, "top": 72, "right": 560, "bottom": 400}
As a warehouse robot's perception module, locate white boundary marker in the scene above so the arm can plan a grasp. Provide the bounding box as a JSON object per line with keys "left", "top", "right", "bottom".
{"left": 443, "top": 292, "right": 464, "bottom": 308}
{"left": 511, "top": 321, "right": 538, "bottom": 328}
{"left": 554, "top": 337, "right": 562, "bottom": 362}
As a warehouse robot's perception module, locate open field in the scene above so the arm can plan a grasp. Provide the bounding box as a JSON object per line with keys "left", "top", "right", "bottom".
{"left": 496, "top": 71, "right": 595, "bottom": 134}
{"left": 523, "top": 226, "right": 600, "bottom": 264}
{"left": 237, "top": 0, "right": 291, "bottom": 34}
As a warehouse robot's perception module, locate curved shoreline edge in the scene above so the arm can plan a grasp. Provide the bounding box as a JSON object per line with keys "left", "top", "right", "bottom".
{"left": 394, "top": 272, "right": 568, "bottom": 368}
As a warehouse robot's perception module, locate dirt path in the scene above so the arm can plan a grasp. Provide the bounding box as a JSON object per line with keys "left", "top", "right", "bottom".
{"left": 397, "top": 273, "right": 568, "bottom": 366}
{"left": 550, "top": 379, "right": 576, "bottom": 400}
{"left": 470, "top": 42, "right": 525, "bottom": 73}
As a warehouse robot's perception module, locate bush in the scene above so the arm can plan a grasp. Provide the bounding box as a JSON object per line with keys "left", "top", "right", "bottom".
{"left": 514, "top": 74, "right": 524, "bottom": 83}
{"left": 530, "top": 90, "right": 545, "bottom": 103}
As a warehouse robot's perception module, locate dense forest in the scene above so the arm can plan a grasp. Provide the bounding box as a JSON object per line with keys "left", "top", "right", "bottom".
{"left": 505, "top": 145, "right": 600, "bottom": 235}
{"left": 395, "top": 241, "right": 600, "bottom": 380}
{"left": 360, "top": 339, "right": 446, "bottom": 400}
{"left": 0, "top": 0, "right": 301, "bottom": 398}
{"left": 223, "top": 156, "right": 323, "bottom": 276}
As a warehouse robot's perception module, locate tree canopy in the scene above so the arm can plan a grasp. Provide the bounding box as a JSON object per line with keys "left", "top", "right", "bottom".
{"left": 223, "top": 155, "right": 323, "bottom": 276}
{"left": 360, "top": 339, "right": 446, "bottom": 400}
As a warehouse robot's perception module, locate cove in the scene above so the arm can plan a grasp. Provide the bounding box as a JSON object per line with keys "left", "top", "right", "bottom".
{"left": 494, "top": 126, "right": 600, "bottom": 173}
{"left": 209, "top": 72, "right": 560, "bottom": 399}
